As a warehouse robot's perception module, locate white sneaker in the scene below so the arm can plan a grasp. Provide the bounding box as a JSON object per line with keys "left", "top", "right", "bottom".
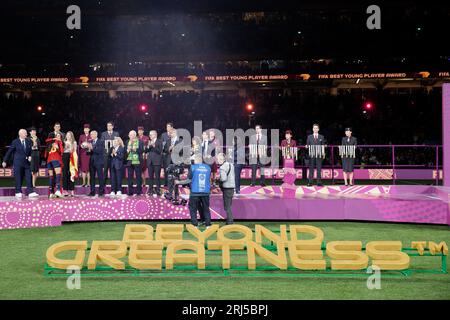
{"left": 28, "top": 192, "right": 39, "bottom": 198}
{"left": 110, "top": 191, "right": 116, "bottom": 196}
{"left": 55, "top": 190, "right": 63, "bottom": 198}
{"left": 15, "top": 193, "right": 23, "bottom": 198}
{"left": 116, "top": 191, "right": 122, "bottom": 196}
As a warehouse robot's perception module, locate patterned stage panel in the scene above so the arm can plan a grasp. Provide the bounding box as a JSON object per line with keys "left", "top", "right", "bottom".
{"left": 0, "top": 185, "right": 448, "bottom": 229}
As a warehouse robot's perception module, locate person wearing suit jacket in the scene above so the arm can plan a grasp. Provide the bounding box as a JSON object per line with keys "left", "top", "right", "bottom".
{"left": 231, "top": 135, "right": 245, "bottom": 194}
{"left": 145, "top": 130, "right": 163, "bottom": 196}
{"left": 47, "top": 122, "right": 65, "bottom": 141}
{"left": 341, "top": 127, "right": 357, "bottom": 186}
{"left": 125, "top": 130, "right": 145, "bottom": 196}
{"left": 87, "top": 130, "right": 105, "bottom": 196}
{"left": 100, "top": 121, "right": 120, "bottom": 186}
{"left": 249, "top": 125, "right": 268, "bottom": 186}
{"left": 163, "top": 128, "right": 183, "bottom": 164}
{"left": 2, "top": 129, "right": 38, "bottom": 198}
{"left": 306, "top": 123, "right": 326, "bottom": 186}
{"left": 110, "top": 137, "right": 125, "bottom": 195}
{"left": 160, "top": 122, "right": 174, "bottom": 187}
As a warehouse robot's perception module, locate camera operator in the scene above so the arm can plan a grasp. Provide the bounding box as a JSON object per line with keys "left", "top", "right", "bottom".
{"left": 188, "top": 155, "right": 212, "bottom": 228}
{"left": 165, "top": 160, "right": 190, "bottom": 204}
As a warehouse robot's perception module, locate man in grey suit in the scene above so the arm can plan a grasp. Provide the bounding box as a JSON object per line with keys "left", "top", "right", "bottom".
{"left": 146, "top": 130, "right": 163, "bottom": 196}
{"left": 160, "top": 122, "right": 174, "bottom": 187}
{"left": 100, "top": 121, "right": 120, "bottom": 185}
{"left": 306, "top": 123, "right": 326, "bottom": 187}
{"left": 249, "top": 124, "right": 268, "bottom": 187}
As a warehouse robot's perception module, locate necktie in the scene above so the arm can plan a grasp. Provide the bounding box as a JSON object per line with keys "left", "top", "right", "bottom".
{"left": 22, "top": 140, "right": 25, "bottom": 150}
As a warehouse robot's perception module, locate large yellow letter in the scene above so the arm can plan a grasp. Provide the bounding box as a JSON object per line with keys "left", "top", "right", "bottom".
{"left": 207, "top": 241, "right": 244, "bottom": 269}
{"left": 326, "top": 241, "right": 368, "bottom": 270}
{"left": 155, "top": 224, "right": 184, "bottom": 246}
{"left": 128, "top": 241, "right": 164, "bottom": 270}
{"left": 186, "top": 224, "right": 219, "bottom": 244}
{"left": 87, "top": 241, "right": 127, "bottom": 270}
{"left": 122, "top": 224, "right": 153, "bottom": 246}
{"left": 165, "top": 241, "right": 205, "bottom": 270}
{"left": 289, "top": 225, "right": 324, "bottom": 244}
{"left": 288, "top": 241, "right": 326, "bottom": 270}
{"left": 217, "top": 225, "right": 253, "bottom": 249}
{"left": 46, "top": 241, "right": 87, "bottom": 269}
{"left": 246, "top": 240, "right": 288, "bottom": 270}
{"left": 366, "top": 241, "right": 410, "bottom": 270}
{"left": 255, "top": 225, "right": 288, "bottom": 246}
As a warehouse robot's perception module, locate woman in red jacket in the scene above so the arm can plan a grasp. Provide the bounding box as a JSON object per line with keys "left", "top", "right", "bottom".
{"left": 45, "top": 133, "right": 64, "bottom": 198}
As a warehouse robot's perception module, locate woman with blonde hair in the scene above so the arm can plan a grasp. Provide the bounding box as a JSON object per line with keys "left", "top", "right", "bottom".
{"left": 62, "top": 131, "right": 78, "bottom": 197}
{"left": 110, "top": 136, "right": 125, "bottom": 196}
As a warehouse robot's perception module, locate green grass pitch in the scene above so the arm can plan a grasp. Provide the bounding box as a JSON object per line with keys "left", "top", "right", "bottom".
{"left": 0, "top": 220, "right": 449, "bottom": 300}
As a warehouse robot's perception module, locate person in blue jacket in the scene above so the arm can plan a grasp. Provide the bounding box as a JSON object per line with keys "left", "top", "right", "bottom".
{"left": 188, "top": 155, "right": 212, "bottom": 228}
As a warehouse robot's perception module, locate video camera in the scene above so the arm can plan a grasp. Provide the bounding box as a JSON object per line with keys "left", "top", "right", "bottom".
{"left": 164, "top": 163, "right": 190, "bottom": 205}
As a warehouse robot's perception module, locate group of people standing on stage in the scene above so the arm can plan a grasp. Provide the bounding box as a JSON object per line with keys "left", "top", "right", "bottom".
{"left": 2, "top": 121, "right": 358, "bottom": 199}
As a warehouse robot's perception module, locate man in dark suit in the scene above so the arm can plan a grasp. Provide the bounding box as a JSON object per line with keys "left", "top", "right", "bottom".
{"left": 146, "top": 130, "right": 163, "bottom": 196}
{"left": 47, "top": 122, "right": 65, "bottom": 140}
{"left": 100, "top": 121, "right": 120, "bottom": 186}
{"left": 163, "top": 127, "right": 183, "bottom": 165}
{"left": 160, "top": 122, "right": 174, "bottom": 186}
{"left": 306, "top": 123, "right": 326, "bottom": 187}
{"left": 87, "top": 130, "right": 105, "bottom": 196}
{"left": 249, "top": 124, "right": 268, "bottom": 187}
{"left": 2, "top": 129, "right": 39, "bottom": 198}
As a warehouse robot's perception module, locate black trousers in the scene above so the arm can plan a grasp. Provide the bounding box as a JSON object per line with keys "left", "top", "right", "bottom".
{"left": 189, "top": 195, "right": 211, "bottom": 226}
{"left": 148, "top": 164, "right": 161, "bottom": 192}
{"left": 110, "top": 167, "right": 123, "bottom": 193}
{"left": 162, "top": 155, "right": 171, "bottom": 186}
{"left": 103, "top": 155, "right": 111, "bottom": 184}
{"left": 13, "top": 163, "right": 33, "bottom": 194}
{"left": 251, "top": 162, "right": 265, "bottom": 185}
{"left": 90, "top": 162, "right": 105, "bottom": 194}
{"left": 234, "top": 164, "right": 243, "bottom": 192}
{"left": 308, "top": 157, "right": 323, "bottom": 182}
{"left": 62, "top": 153, "right": 74, "bottom": 191}
{"left": 222, "top": 188, "right": 234, "bottom": 224}
{"left": 127, "top": 164, "right": 142, "bottom": 195}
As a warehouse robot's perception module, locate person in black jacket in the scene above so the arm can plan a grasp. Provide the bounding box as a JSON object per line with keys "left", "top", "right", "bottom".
{"left": 2, "top": 129, "right": 38, "bottom": 198}
{"left": 160, "top": 122, "right": 174, "bottom": 187}
{"left": 306, "top": 123, "right": 326, "bottom": 186}
{"left": 87, "top": 130, "right": 105, "bottom": 196}
{"left": 341, "top": 127, "right": 357, "bottom": 186}
{"left": 146, "top": 130, "right": 163, "bottom": 196}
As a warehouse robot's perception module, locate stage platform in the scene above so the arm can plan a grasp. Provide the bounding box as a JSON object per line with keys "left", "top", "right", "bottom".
{"left": 0, "top": 185, "right": 449, "bottom": 229}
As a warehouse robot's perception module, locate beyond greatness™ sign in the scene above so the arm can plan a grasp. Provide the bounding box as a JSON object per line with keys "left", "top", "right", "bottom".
{"left": 46, "top": 224, "right": 448, "bottom": 272}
